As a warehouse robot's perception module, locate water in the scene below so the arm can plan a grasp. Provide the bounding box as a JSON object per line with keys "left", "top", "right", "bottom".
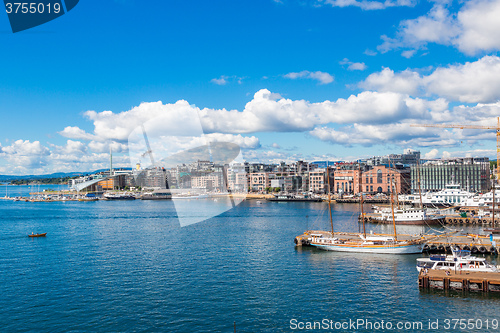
{"left": 1, "top": 191, "right": 499, "bottom": 332}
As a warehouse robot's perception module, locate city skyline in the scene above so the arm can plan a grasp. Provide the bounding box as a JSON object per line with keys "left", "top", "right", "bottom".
{"left": 1, "top": 0, "right": 500, "bottom": 175}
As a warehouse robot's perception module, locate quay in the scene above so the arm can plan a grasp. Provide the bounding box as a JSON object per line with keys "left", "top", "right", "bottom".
{"left": 419, "top": 270, "right": 500, "bottom": 293}
{"left": 295, "top": 230, "right": 500, "bottom": 254}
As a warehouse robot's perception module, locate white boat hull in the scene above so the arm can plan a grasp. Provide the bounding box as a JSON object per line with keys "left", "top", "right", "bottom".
{"left": 312, "top": 243, "right": 423, "bottom": 254}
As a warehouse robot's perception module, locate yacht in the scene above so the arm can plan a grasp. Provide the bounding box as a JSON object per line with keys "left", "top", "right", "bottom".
{"left": 417, "top": 249, "right": 499, "bottom": 273}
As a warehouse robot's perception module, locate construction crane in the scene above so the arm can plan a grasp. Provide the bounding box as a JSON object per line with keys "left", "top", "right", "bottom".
{"left": 410, "top": 116, "right": 500, "bottom": 181}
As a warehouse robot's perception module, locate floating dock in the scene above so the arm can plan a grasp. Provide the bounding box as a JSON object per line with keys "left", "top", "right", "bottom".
{"left": 419, "top": 270, "right": 500, "bottom": 293}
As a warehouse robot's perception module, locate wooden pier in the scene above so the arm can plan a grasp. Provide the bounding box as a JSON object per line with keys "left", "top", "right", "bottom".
{"left": 419, "top": 270, "right": 500, "bottom": 293}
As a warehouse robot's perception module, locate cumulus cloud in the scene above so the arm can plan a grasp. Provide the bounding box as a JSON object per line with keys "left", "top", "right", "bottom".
{"left": 322, "top": 0, "right": 416, "bottom": 10}
{"left": 284, "top": 70, "right": 334, "bottom": 84}
{"left": 211, "top": 76, "right": 228, "bottom": 85}
{"left": 210, "top": 75, "right": 244, "bottom": 85}
{"left": 379, "top": 0, "right": 500, "bottom": 56}
{"left": 340, "top": 58, "right": 368, "bottom": 71}
{"left": 309, "top": 123, "right": 459, "bottom": 147}
{"left": 360, "top": 56, "right": 500, "bottom": 103}
{"left": 360, "top": 67, "right": 421, "bottom": 95}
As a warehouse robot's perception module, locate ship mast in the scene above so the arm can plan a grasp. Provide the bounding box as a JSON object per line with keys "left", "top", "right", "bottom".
{"left": 416, "top": 159, "right": 423, "bottom": 209}
{"left": 493, "top": 183, "right": 496, "bottom": 226}
{"left": 388, "top": 157, "right": 398, "bottom": 241}
{"left": 327, "top": 166, "right": 334, "bottom": 236}
{"left": 359, "top": 164, "right": 366, "bottom": 238}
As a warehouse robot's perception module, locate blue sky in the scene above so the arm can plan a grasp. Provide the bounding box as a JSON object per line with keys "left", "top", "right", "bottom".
{"left": 0, "top": 0, "right": 499, "bottom": 174}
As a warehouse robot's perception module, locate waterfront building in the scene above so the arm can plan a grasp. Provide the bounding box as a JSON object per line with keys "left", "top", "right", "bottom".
{"left": 361, "top": 165, "right": 410, "bottom": 194}
{"left": 134, "top": 167, "right": 168, "bottom": 189}
{"left": 191, "top": 173, "right": 223, "bottom": 191}
{"left": 250, "top": 172, "right": 272, "bottom": 192}
{"left": 308, "top": 170, "right": 326, "bottom": 193}
{"left": 411, "top": 157, "right": 490, "bottom": 193}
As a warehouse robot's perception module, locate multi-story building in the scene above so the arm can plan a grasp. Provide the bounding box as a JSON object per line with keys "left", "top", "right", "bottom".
{"left": 361, "top": 165, "right": 410, "bottom": 194}
{"left": 134, "top": 167, "right": 167, "bottom": 189}
{"left": 250, "top": 172, "right": 272, "bottom": 192}
{"left": 191, "top": 173, "right": 222, "bottom": 191}
{"left": 411, "top": 157, "right": 490, "bottom": 193}
{"left": 365, "top": 149, "right": 421, "bottom": 166}
{"left": 308, "top": 170, "right": 326, "bottom": 193}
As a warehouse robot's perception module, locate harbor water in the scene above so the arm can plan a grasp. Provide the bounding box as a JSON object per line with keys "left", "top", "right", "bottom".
{"left": 1, "top": 185, "right": 500, "bottom": 332}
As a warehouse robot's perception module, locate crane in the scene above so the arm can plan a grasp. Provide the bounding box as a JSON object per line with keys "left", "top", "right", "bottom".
{"left": 410, "top": 116, "right": 500, "bottom": 181}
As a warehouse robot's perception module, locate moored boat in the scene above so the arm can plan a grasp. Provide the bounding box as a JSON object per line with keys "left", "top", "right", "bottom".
{"left": 309, "top": 164, "right": 425, "bottom": 254}
{"left": 416, "top": 249, "right": 499, "bottom": 273}
{"left": 141, "top": 190, "right": 172, "bottom": 200}
{"left": 367, "top": 206, "right": 444, "bottom": 225}
{"left": 104, "top": 192, "right": 136, "bottom": 200}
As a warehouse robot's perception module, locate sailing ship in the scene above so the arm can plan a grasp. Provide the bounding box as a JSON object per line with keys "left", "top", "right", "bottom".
{"left": 310, "top": 165, "right": 425, "bottom": 254}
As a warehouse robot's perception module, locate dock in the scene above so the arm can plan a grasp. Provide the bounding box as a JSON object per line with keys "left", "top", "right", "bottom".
{"left": 419, "top": 269, "right": 500, "bottom": 293}
{"left": 295, "top": 230, "right": 500, "bottom": 254}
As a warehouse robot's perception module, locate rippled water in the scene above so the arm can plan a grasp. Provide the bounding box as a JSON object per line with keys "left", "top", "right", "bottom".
{"left": 1, "top": 185, "right": 499, "bottom": 332}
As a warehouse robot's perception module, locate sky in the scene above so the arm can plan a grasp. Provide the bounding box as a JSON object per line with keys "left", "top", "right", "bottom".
{"left": 0, "top": 0, "right": 499, "bottom": 175}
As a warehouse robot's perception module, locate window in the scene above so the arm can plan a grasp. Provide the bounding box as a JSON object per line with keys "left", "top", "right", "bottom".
{"left": 377, "top": 169, "right": 382, "bottom": 183}
{"left": 370, "top": 186, "right": 373, "bottom": 192}
{"left": 370, "top": 178, "right": 373, "bottom": 184}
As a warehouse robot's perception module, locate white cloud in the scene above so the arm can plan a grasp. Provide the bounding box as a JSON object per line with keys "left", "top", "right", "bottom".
{"left": 211, "top": 76, "right": 228, "bottom": 85}
{"left": 360, "top": 67, "right": 421, "bottom": 95}
{"left": 59, "top": 126, "right": 96, "bottom": 140}
{"left": 205, "top": 133, "right": 261, "bottom": 149}
{"left": 380, "top": 0, "right": 500, "bottom": 56}
{"left": 0, "top": 140, "right": 50, "bottom": 174}
{"left": 309, "top": 123, "right": 459, "bottom": 147}
{"left": 424, "top": 148, "right": 439, "bottom": 159}
{"left": 340, "top": 58, "right": 367, "bottom": 71}
{"left": 423, "top": 148, "right": 496, "bottom": 160}
{"left": 360, "top": 56, "right": 500, "bottom": 103}
{"left": 322, "top": 0, "right": 416, "bottom": 10}
{"left": 456, "top": 0, "right": 500, "bottom": 55}
{"left": 284, "top": 70, "right": 334, "bottom": 84}
{"left": 211, "top": 75, "right": 245, "bottom": 85}
{"left": 423, "top": 56, "right": 500, "bottom": 103}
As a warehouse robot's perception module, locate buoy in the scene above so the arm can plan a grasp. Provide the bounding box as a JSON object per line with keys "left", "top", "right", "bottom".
{"left": 423, "top": 244, "right": 430, "bottom": 251}
{"left": 479, "top": 246, "right": 487, "bottom": 254}
{"left": 463, "top": 245, "right": 471, "bottom": 251}
{"left": 471, "top": 246, "right": 478, "bottom": 254}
